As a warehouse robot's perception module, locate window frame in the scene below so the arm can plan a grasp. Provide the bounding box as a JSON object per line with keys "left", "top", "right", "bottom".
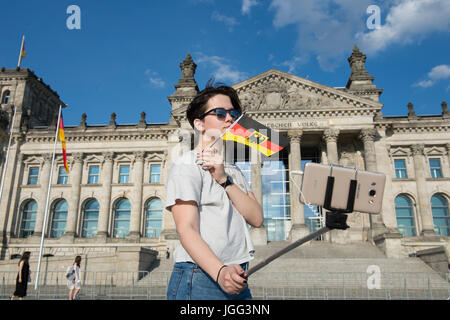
{"left": 88, "top": 165, "right": 100, "bottom": 184}
{"left": 27, "top": 166, "right": 40, "bottom": 185}
{"left": 57, "top": 166, "right": 69, "bottom": 184}
{"left": 119, "top": 165, "right": 130, "bottom": 184}
{"left": 394, "top": 158, "right": 408, "bottom": 179}
{"left": 429, "top": 158, "right": 443, "bottom": 178}
{"left": 149, "top": 164, "right": 161, "bottom": 183}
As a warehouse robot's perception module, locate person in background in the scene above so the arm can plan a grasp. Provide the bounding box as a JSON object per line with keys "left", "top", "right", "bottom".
{"left": 68, "top": 255, "right": 82, "bottom": 300}
{"left": 10, "top": 251, "right": 31, "bottom": 300}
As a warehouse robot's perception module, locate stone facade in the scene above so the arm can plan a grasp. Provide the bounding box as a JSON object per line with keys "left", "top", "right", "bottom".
{"left": 0, "top": 48, "right": 449, "bottom": 270}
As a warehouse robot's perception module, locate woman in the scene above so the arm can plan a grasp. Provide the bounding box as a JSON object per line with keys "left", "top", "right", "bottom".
{"left": 68, "top": 255, "right": 82, "bottom": 300}
{"left": 165, "top": 83, "right": 264, "bottom": 300}
{"left": 10, "top": 251, "right": 31, "bottom": 300}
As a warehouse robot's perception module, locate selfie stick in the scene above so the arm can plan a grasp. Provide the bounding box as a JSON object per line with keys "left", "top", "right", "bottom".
{"left": 201, "top": 112, "right": 245, "bottom": 153}
{"left": 247, "top": 173, "right": 356, "bottom": 277}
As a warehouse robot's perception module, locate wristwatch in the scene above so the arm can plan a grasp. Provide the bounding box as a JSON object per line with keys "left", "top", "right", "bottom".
{"left": 220, "top": 175, "right": 233, "bottom": 189}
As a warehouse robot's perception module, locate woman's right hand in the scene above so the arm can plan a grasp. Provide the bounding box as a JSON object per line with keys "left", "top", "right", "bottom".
{"left": 18, "top": 279, "right": 22, "bottom": 283}
{"left": 217, "top": 264, "right": 248, "bottom": 295}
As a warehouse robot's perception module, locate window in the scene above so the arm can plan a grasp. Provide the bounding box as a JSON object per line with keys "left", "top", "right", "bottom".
{"left": 27, "top": 167, "right": 39, "bottom": 185}
{"left": 429, "top": 158, "right": 443, "bottom": 178}
{"left": 1, "top": 90, "right": 10, "bottom": 104}
{"left": 19, "top": 200, "right": 37, "bottom": 238}
{"left": 395, "top": 195, "right": 416, "bottom": 237}
{"left": 145, "top": 198, "right": 163, "bottom": 238}
{"left": 113, "top": 198, "right": 130, "bottom": 238}
{"left": 81, "top": 199, "right": 99, "bottom": 238}
{"left": 150, "top": 164, "right": 161, "bottom": 183}
{"left": 88, "top": 165, "right": 100, "bottom": 184}
{"left": 119, "top": 165, "right": 130, "bottom": 183}
{"left": 57, "top": 166, "right": 68, "bottom": 184}
{"left": 431, "top": 194, "right": 449, "bottom": 236}
{"left": 50, "top": 199, "right": 68, "bottom": 238}
{"left": 394, "top": 159, "right": 407, "bottom": 178}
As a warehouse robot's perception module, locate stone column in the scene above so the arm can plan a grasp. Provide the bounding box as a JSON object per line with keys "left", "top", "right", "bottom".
{"left": 411, "top": 144, "right": 436, "bottom": 237}
{"left": 446, "top": 144, "right": 450, "bottom": 170}
{"left": 129, "top": 151, "right": 145, "bottom": 240}
{"left": 97, "top": 152, "right": 114, "bottom": 240}
{"left": 64, "top": 152, "right": 83, "bottom": 241}
{"left": 0, "top": 135, "right": 21, "bottom": 240}
{"left": 288, "top": 130, "right": 309, "bottom": 241}
{"left": 359, "top": 129, "right": 389, "bottom": 240}
{"left": 323, "top": 129, "right": 340, "bottom": 165}
{"left": 249, "top": 147, "right": 267, "bottom": 245}
{"left": 33, "top": 153, "right": 53, "bottom": 238}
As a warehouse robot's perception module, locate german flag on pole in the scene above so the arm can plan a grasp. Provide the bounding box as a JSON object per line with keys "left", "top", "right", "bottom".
{"left": 57, "top": 113, "right": 69, "bottom": 173}
{"left": 222, "top": 115, "right": 289, "bottom": 158}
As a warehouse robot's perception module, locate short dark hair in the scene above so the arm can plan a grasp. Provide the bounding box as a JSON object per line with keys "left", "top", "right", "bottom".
{"left": 186, "top": 79, "right": 242, "bottom": 129}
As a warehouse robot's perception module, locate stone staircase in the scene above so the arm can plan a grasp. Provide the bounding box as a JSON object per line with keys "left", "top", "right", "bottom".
{"left": 144, "top": 241, "right": 449, "bottom": 299}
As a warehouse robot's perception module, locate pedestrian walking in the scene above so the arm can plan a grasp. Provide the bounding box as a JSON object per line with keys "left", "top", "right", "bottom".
{"left": 67, "top": 255, "right": 82, "bottom": 300}
{"left": 10, "top": 251, "right": 31, "bottom": 300}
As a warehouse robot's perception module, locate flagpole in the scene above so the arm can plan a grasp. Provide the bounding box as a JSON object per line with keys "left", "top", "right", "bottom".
{"left": 0, "top": 106, "right": 17, "bottom": 206}
{"left": 34, "top": 105, "right": 62, "bottom": 291}
{"left": 17, "top": 35, "right": 25, "bottom": 68}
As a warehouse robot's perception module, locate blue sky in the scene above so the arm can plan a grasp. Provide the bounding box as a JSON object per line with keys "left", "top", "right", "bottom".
{"left": 1, "top": 0, "right": 449, "bottom": 126}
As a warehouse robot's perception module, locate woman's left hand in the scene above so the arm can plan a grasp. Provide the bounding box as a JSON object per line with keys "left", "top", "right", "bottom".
{"left": 197, "top": 148, "right": 227, "bottom": 184}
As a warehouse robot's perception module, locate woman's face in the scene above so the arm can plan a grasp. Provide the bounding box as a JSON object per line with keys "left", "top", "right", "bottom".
{"left": 197, "top": 94, "right": 235, "bottom": 140}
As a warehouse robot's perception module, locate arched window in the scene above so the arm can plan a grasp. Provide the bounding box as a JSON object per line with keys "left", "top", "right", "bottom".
{"left": 50, "top": 199, "right": 68, "bottom": 238}
{"left": 19, "top": 200, "right": 37, "bottom": 238}
{"left": 145, "top": 198, "right": 163, "bottom": 238}
{"left": 81, "top": 199, "right": 99, "bottom": 238}
{"left": 113, "top": 198, "right": 130, "bottom": 238}
{"left": 395, "top": 195, "right": 416, "bottom": 237}
{"left": 431, "top": 194, "right": 450, "bottom": 236}
{"left": 1, "top": 90, "right": 10, "bottom": 104}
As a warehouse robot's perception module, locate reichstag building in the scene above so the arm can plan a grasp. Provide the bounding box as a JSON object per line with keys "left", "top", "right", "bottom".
{"left": 0, "top": 46, "right": 449, "bottom": 270}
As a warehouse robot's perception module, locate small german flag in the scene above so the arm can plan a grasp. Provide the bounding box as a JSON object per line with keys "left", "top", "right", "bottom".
{"left": 222, "top": 115, "right": 289, "bottom": 158}
{"left": 57, "top": 114, "right": 69, "bottom": 173}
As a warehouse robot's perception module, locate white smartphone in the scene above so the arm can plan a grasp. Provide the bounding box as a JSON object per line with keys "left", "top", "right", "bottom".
{"left": 299, "top": 163, "right": 386, "bottom": 215}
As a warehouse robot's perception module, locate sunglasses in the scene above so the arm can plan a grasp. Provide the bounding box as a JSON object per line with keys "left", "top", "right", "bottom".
{"left": 199, "top": 108, "right": 241, "bottom": 120}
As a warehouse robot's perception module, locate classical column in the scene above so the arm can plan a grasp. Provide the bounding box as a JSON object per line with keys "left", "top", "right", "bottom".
{"left": 359, "top": 129, "right": 389, "bottom": 240}
{"left": 33, "top": 153, "right": 53, "bottom": 238}
{"left": 446, "top": 143, "right": 450, "bottom": 169}
{"left": 288, "top": 130, "right": 309, "bottom": 241}
{"left": 323, "top": 129, "right": 340, "bottom": 165}
{"left": 411, "top": 144, "right": 436, "bottom": 237}
{"left": 64, "top": 152, "right": 83, "bottom": 240}
{"left": 129, "top": 151, "right": 145, "bottom": 240}
{"left": 249, "top": 147, "right": 267, "bottom": 245}
{"left": 96, "top": 152, "right": 114, "bottom": 239}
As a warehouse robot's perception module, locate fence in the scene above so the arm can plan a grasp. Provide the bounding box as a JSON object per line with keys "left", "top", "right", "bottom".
{"left": 0, "top": 270, "right": 448, "bottom": 300}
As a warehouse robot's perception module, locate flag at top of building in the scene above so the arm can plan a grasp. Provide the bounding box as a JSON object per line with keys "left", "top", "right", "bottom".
{"left": 17, "top": 35, "right": 25, "bottom": 68}
{"left": 58, "top": 113, "right": 69, "bottom": 173}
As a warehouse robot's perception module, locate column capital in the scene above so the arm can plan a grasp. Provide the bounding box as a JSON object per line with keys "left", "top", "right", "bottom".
{"left": 42, "top": 153, "right": 53, "bottom": 163}
{"left": 102, "top": 152, "right": 114, "bottom": 161}
{"left": 134, "top": 151, "right": 145, "bottom": 161}
{"left": 359, "top": 128, "right": 377, "bottom": 143}
{"left": 411, "top": 144, "right": 425, "bottom": 156}
{"left": 323, "top": 128, "right": 340, "bottom": 143}
{"left": 72, "top": 152, "right": 84, "bottom": 163}
{"left": 446, "top": 143, "right": 450, "bottom": 153}
{"left": 288, "top": 130, "right": 303, "bottom": 143}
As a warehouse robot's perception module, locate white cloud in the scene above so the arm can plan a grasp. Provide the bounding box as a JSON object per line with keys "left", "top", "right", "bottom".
{"left": 269, "top": 0, "right": 450, "bottom": 71}
{"left": 428, "top": 65, "right": 450, "bottom": 80}
{"left": 413, "top": 64, "right": 450, "bottom": 88}
{"left": 195, "top": 54, "right": 247, "bottom": 84}
{"left": 211, "top": 11, "right": 239, "bottom": 31}
{"left": 269, "top": 0, "right": 372, "bottom": 71}
{"left": 242, "top": 0, "right": 258, "bottom": 15}
{"left": 145, "top": 69, "right": 165, "bottom": 88}
{"left": 357, "top": 0, "right": 450, "bottom": 55}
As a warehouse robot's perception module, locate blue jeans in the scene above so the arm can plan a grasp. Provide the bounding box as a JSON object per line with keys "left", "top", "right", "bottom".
{"left": 166, "top": 262, "right": 252, "bottom": 300}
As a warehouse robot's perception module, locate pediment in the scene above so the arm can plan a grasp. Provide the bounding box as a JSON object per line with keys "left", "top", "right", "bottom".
{"left": 232, "top": 69, "right": 382, "bottom": 112}
{"left": 390, "top": 147, "right": 410, "bottom": 157}
{"left": 425, "top": 146, "right": 445, "bottom": 156}
{"left": 146, "top": 153, "right": 164, "bottom": 162}
{"left": 23, "top": 155, "right": 42, "bottom": 164}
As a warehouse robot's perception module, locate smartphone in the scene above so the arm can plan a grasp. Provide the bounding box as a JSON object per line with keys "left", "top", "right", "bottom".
{"left": 299, "top": 163, "right": 386, "bottom": 215}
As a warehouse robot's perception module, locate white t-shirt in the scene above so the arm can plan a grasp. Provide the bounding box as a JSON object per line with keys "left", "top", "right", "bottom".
{"left": 165, "top": 150, "right": 255, "bottom": 266}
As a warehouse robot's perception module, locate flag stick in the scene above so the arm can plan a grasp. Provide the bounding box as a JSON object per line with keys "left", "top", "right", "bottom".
{"left": 0, "top": 106, "right": 17, "bottom": 206}
{"left": 34, "top": 105, "right": 62, "bottom": 291}
{"left": 201, "top": 112, "right": 245, "bottom": 152}
{"left": 17, "top": 35, "right": 25, "bottom": 68}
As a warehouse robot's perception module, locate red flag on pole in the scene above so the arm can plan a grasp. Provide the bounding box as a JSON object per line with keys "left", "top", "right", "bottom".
{"left": 57, "top": 114, "right": 69, "bottom": 173}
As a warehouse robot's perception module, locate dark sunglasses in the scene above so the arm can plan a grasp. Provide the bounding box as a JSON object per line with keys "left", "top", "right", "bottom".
{"left": 199, "top": 108, "right": 241, "bottom": 120}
